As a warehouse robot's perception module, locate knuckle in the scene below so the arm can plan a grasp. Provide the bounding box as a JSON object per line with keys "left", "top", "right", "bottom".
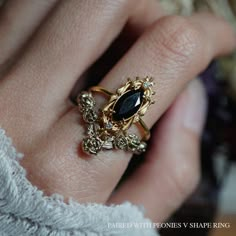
{"left": 149, "top": 15, "right": 203, "bottom": 66}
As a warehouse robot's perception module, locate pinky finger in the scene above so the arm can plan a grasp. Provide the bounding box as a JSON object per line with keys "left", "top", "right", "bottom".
{"left": 107, "top": 79, "right": 207, "bottom": 223}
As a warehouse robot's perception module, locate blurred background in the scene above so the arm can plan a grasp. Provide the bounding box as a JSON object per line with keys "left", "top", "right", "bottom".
{"left": 158, "top": 1, "right": 236, "bottom": 235}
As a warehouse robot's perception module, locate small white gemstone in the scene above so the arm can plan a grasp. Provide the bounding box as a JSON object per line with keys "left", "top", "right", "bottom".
{"left": 105, "top": 122, "right": 113, "bottom": 129}
{"left": 143, "top": 81, "right": 153, "bottom": 89}
{"left": 102, "top": 140, "right": 113, "bottom": 149}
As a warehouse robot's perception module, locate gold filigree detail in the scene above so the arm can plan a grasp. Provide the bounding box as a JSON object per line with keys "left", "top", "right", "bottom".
{"left": 77, "top": 77, "right": 154, "bottom": 155}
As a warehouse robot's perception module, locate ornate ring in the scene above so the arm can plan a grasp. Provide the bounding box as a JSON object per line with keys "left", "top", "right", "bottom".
{"left": 77, "top": 77, "right": 155, "bottom": 155}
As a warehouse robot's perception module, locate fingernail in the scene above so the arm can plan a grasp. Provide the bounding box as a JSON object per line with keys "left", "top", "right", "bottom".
{"left": 183, "top": 79, "right": 208, "bottom": 135}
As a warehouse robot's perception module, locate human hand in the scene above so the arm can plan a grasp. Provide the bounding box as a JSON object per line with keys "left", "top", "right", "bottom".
{"left": 0, "top": 0, "right": 235, "bottom": 223}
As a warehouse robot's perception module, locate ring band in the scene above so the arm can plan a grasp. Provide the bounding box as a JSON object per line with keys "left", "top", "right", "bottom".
{"left": 77, "top": 77, "right": 155, "bottom": 155}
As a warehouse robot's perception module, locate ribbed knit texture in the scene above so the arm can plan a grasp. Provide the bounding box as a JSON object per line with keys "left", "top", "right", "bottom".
{"left": 0, "top": 128, "right": 159, "bottom": 236}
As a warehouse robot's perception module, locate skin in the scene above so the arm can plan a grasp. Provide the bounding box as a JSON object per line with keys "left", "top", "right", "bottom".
{"left": 0, "top": 0, "right": 235, "bottom": 223}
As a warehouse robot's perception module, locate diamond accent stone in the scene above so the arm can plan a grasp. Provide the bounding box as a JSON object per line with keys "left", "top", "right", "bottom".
{"left": 143, "top": 81, "right": 153, "bottom": 89}
{"left": 105, "top": 122, "right": 113, "bottom": 129}
{"left": 102, "top": 138, "right": 114, "bottom": 149}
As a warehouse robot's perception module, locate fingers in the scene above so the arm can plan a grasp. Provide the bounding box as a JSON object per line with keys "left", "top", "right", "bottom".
{"left": 0, "top": 0, "right": 57, "bottom": 72}
{"left": 96, "top": 13, "right": 235, "bottom": 136}
{"left": 0, "top": 0, "right": 162, "bottom": 149}
{"left": 1, "top": 0, "right": 163, "bottom": 115}
{"left": 108, "top": 79, "right": 207, "bottom": 222}
{"left": 189, "top": 13, "right": 236, "bottom": 57}
{"left": 50, "top": 13, "right": 236, "bottom": 203}
{"left": 100, "top": 13, "right": 236, "bottom": 107}
{"left": 15, "top": 1, "right": 164, "bottom": 200}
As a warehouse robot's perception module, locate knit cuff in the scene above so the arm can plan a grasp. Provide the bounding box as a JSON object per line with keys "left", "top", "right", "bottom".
{"left": 0, "top": 128, "right": 159, "bottom": 236}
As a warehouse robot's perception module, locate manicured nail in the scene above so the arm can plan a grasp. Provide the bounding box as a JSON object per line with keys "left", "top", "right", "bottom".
{"left": 183, "top": 79, "right": 208, "bottom": 135}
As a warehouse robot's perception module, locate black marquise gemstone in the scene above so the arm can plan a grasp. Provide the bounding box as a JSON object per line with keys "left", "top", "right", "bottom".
{"left": 112, "top": 89, "right": 144, "bottom": 121}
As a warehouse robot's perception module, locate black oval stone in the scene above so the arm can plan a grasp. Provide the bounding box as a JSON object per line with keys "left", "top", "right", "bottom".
{"left": 112, "top": 89, "right": 144, "bottom": 121}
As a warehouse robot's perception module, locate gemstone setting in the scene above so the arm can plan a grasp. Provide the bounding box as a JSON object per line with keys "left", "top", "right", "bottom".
{"left": 78, "top": 77, "right": 154, "bottom": 155}
{"left": 112, "top": 89, "right": 144, "bottom": 121}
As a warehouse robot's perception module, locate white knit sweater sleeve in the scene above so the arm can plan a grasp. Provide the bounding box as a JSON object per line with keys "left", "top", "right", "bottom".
{"left": 0, "top": 128, "right": 159, "bottom": 236}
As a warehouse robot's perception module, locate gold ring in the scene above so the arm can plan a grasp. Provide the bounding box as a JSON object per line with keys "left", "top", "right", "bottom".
{"left": 77, "top": 77, "right": 155, "bottom": 155}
